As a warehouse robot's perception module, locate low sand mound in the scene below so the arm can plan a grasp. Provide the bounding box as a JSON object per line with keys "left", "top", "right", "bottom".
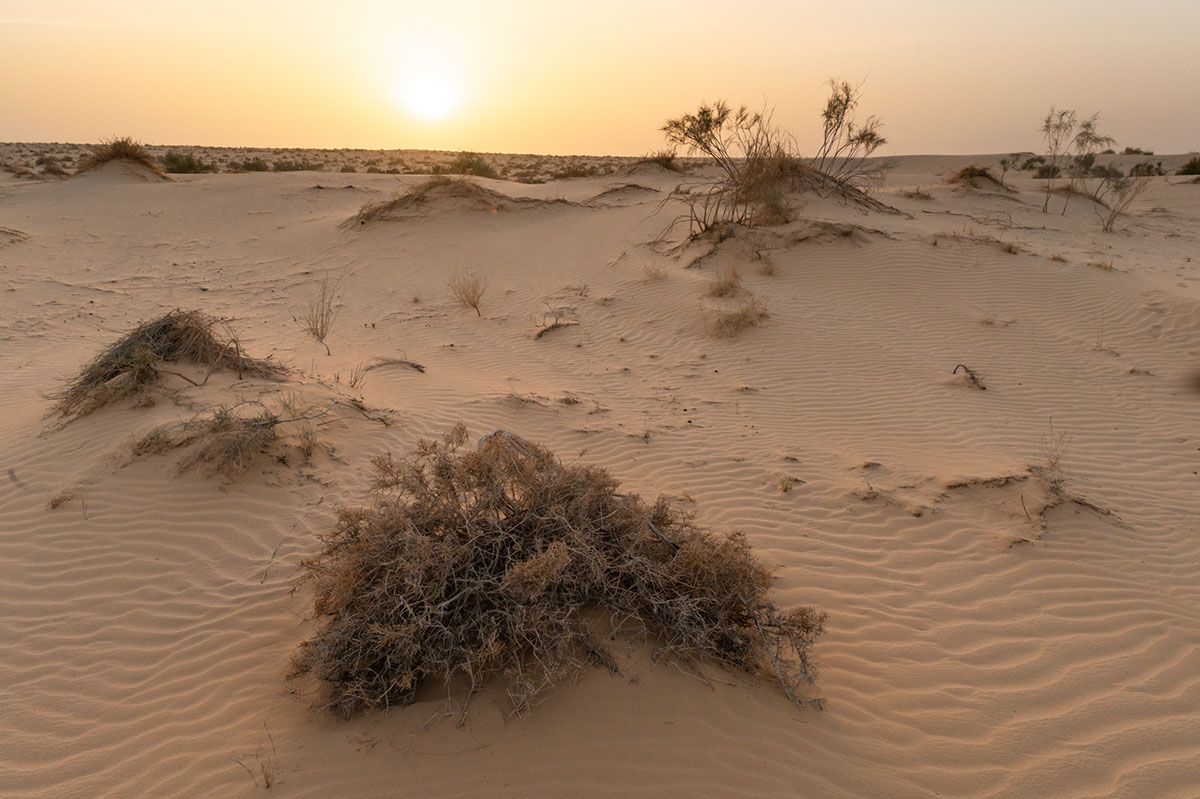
{"left": 618, "top": 161, "right": 684, "bottom": 178}
{"left": 70, "top": 158, "right": 173, "bottom": 183}
{"left": 584, "top": 183, "right": 661, "bottom": 207}
{"left": 348, "top": 177, "right": 577, "bottom": 225}
{"left": 945, "top": 165, "right": 1014, "bottom": 193}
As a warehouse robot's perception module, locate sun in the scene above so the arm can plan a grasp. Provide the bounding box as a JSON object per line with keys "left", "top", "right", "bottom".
{"left": 397, "top": 71, "right": 461, "bottom": 121}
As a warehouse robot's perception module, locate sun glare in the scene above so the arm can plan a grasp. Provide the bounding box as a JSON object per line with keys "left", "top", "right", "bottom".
{"left": 397, "top": 71, "right": 461, "bottom": 121}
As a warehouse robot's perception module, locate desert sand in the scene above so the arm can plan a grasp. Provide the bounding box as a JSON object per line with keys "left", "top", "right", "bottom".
{"left": 2, "top": 146, "right": 1199, "bottom": 798}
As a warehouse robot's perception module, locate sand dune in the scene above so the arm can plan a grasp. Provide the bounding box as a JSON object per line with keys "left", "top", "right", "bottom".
{"left": 1, "top": 155, "right": 1199, "bottom": 797}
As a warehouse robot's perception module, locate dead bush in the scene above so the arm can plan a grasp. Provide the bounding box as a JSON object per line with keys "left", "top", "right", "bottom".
{"left": 291, "top": 427, "right": 824, "bottom": 719}
{"left": 301, "top": 276, "right": 341, "bottom": 355}
{"left": 448, "top": 269, "right": 488, "bottom": 316}
{"left": 52, "top": 310, "right": 284, "bottom": 420}
{"left": 133, "top": 398, "right": 333, "bottom": 476}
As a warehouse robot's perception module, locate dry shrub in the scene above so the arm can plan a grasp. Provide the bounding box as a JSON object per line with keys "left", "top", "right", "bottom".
{"left": 946, "top": 165, "right": 1005, "bottom": 188}
{"left": 173, "top": 407, "right": 280, "bottom": 476}
{"left": 52, "top": 310, "right": 284, "bottom": 420}
{"left": 133, "top": 399, "right": 328, "bottom": 476}
{"left": 302, "top": 277, "right": 340, "bottom": 355}
{"left": 448, "top": 269, "right": 487, "bottom": 316}
{"left": 291, "top": 427, "right": 824, "bottom": 718}
{"left": 77, "top": 136, "right": 165, "bottom": 176}
{"left": 709, "top": 298, "right": 767, "bottom": 337}
{"left": 636, "top": 149, "right": 684, "bottom": 172}
{"left": 707, "top": 265, "right": 743, "bottom": 297}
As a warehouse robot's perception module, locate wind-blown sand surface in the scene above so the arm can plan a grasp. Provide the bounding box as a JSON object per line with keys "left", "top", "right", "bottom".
{"left": 2, "top": 152, "right": 1199, "bottom": 797}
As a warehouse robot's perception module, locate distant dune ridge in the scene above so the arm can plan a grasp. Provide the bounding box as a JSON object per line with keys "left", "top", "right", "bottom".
{"left": 2, "top": 134, "right": 1200, "bottom": 798}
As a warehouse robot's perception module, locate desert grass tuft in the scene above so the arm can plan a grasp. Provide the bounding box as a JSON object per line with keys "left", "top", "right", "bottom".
{"left": 77, "top": 136, "right": 165, "bottom": 176}
{"left": 448, "top": 270, "right": 488, "bottom": 316}
{"left": 302, "top": 277, "right": 341, "bottom": 355}
{"left": 706, "top": 265, "right": 743, "bottom": 297}
{"left": 133, "top": 398, "right": 333, "bottom": 477}
{"left": 290, "top": 426, "right": 825, "bottom": 719}
{"left": 635, "top": 149, "right": 684, "bottom": 172}
{"left": 708, "top": 298, "right": 767, "bottom": 337}
{"left": 52, "top": 310, "right": 284, "bottom": 420}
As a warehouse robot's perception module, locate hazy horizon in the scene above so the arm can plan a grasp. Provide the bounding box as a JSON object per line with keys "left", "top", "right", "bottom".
{"left": 4, "top": 0, "right": 1198, "bottom": 157}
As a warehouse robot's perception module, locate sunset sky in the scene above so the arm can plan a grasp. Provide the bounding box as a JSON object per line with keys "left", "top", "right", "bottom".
{"left": 3, "top": 0, "right": 1197, "bottom": 156}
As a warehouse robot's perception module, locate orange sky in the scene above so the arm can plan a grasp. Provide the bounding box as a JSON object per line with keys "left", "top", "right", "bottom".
{"left": 2, "top": 1, "right": 1197, "bottom": 155}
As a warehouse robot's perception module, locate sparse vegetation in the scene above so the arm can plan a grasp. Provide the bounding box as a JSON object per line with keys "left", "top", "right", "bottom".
{"left": 1176, "top": 156, "right": 1200, "bottom": 176}
{"left": 810, "top": 79, "right": 889, "bottom": 191}
{"left": 51, "top": 310, "right": 283, "bottom": 420}
{"left": 77, "top": 136, "right": 165, "bottom": 176}
{"left": 436, "top": 152, "right": 499, "bottom": 179}
{"left": 642, "top": 262, "right": 669, "bottom": 281}
{"left": 662, "top": 101, "right": 792, "bottom": 234}
{"left": 1039, "top": 108, "right": 1077, "bottom": 212}
{"left": 448, "top": 269, "right": 487, "bottom": 315}
{"left": 161, "top": 151, "right": 217, "bottom": 174}
{"left": 301, "top": 276, "right": 341, "bottom": 355}
{"left": 133, "top": 397, "right": 336, "bottom": 477}
{"left": 636, "top": 149, "right": 684, "bottom": 172}
{"left": 706, "top": 265, "right": 743, "bottom": 297}
{"left": 290, "top": 426, "right": 825, "bottom": 718}
{"left": 274, "top": 158, "right": 323, "bottom": 172}
{"left": 708, "top": 297, "right": 767, "bottom": 337}
{"left": 947, "top": 165, "right": 1009, "bottom": 190}
{"left": 230, "top": 158, "right": 270, "bottom": 172}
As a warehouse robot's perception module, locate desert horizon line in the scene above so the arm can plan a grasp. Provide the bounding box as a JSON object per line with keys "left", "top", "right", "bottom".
{"left": 6, "top": 139, "right": 1198, "bottom": 160}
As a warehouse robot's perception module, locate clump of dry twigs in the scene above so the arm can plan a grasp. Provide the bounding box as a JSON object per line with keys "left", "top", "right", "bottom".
{"left": 302, "top": 276, "right": 340, "bottom": 355}
{"left": 51, "top": 310, "right": 284, "bottom": 420}
{"left": 135, "top": 404, "right": 284, "bottom": 476}
{"left": 291, "top": 426, "right": 824, "bottom": 719}
{"left": 706, "top": 265, "right": 743, "bottom": 297}
{"left": 448, "top": 269, "right": 488, "bottom": 316}
{"left": 708, "top": 298, "right": 767, "bottom": 337}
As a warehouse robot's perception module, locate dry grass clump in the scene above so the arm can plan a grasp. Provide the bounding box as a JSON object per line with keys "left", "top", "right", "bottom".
{"left": 635, "top": 149, "right": 685, "bottom": 172}
{"left": 448, "top": 269, "right": 488, "bottom": 316}
{"left": 52, "top": 310, "right": 284, "bottom": 420}
{"left": 133, "top": 396, "right": 337, "bottom": 476}
{"left": 946, "top": 165, "right": 1013, "bottom": 191}
{"left": 135, "top": 404, "right": 282, "bottom": 476}
{"left": 77, "top": 136, "right": 165, "bottom": 176}
{"left": 706, "top": 265, "right": 743, "bottom": 297}
{"left": 291, "top": 426, "right": 824, "bottom": 718}
{"left": 301, "top": 277, "right": 341, "bottom": 355}
{"left": 708, "top": 298, "right": 767, "bottom": 337}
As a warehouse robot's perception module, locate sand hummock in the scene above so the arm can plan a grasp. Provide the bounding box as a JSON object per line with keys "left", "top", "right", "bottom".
{"left": 1, "top": 146, "right": 1199, "bottom": 798}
